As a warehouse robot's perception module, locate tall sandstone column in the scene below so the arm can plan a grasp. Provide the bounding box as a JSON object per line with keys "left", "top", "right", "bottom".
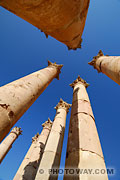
{"left": 64, "top": 76, "right": 108, "bottom": 180}
{"left": 0, "top": 61, "right": 63, "bottom": 142}
{"left": 0, "top": 0, "right": 90, "bottom": 50}
{"left": 35, "top": 99, "right": 71, "bottom": 180}
{"left": 14, "top": 118, "right": 52, "bottom": 180}
{"left": 0, "top": 127, "right": 22, "bottom": 163}
{"left": 88, "top": 50, "right": 120, "bottom": 85}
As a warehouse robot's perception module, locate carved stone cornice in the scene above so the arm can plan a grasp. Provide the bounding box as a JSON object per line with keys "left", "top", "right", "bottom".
{"left": 88, "top": 50, "right": 104, "bottom": 72}
{"left": 42, "top": 118, "right": 52, "bottom": 129}
{"left": 32, "top": 133, "right": 39, "bottom": 143}
{"left": 55, "top": 98, "right": 71, "bottom": 113}
{"left": 48, "top": 61, "right": 63, "bottom": 80}
{"left": 70, "top": 76, "right": 89, "bottom": 88}
{"left": 68, "top": 38, "right": 82, "bottom": 50}
{"left": 77, "top": 38, "right": 83, "bottom": 49}
{"left": 10, "top": 127, "right": 22, "bottom": 136}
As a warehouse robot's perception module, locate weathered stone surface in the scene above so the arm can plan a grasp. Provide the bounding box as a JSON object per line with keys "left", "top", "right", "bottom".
{"left": 0, "top": 61, "right": 63, "bottom": 142}
{"left": 14, "top": 139, "right": 37, "bottom": 180}
{"left": 35, "top": 99, "right": 71, "bottom": 180}
{"left": 71, "top": 99, "right": 94, "bottom": 118}
{"left": 0, "top": 0, "right": 90, "bottom": 50}
{"left": 14, "top": 119, "right": 52, "bottom": 180}
{"left": 72, "top": 83, "right": 90, "bottom": 102}
{"left": 55, "top": 98, "right": 71, "bottom": 113}
{"left": 0, "top": 127, "right": 22, "bottom": 163}
{"left": 65, "top": 150, "right": 108, "bottom": 180}
{"left": 89, "top": 50, "right": 120, "bottom": 85}
{"left": 67, "top": 114, "right": 103, "bottom": 157}
{"left": 70, "top": 75, "right": 89, "bottom": 88}
{"left": 64, "top": 76, "right": 108, "bottom": 180}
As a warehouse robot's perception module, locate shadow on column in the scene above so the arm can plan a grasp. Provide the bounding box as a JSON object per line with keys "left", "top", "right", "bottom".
{"left": 48, "top": 125, "right": 65, "bottom": 180}
{"left": 64, "top": 87, "right": 80, "bottom": 180}
{"left": 22, "top": 142, "right": 44, "bottom": 180}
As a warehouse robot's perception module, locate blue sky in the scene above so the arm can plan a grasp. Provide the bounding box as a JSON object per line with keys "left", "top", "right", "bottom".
{"left": 0, "top": 0, "right": 120, "bottom": 179}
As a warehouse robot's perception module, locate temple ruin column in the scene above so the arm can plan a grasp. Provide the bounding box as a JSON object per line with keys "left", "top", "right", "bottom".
{"left": 0, "top": 61, "right": 63, "bottom": 142}
{"left": 35, "top": 99, "right": 71, "bottom": 180}
{"left": 0, "top": 127, "right": 22, "bottom": 163}
{"left": 14, "top": 118, "right": 52, "bottom": 180}
{"left": 88, "top": 50, "right": 120, "bottom": 85}
{"left": 14, "top": 133, "right": 39, "bottom": 180}
{"left": 64, "top": 76, "right": 108, "bottom": 180}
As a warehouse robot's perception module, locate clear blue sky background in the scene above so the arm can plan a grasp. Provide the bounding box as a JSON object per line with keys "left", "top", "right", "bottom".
{"left": 0, "top": 0, "right": 120, "bottom": 179}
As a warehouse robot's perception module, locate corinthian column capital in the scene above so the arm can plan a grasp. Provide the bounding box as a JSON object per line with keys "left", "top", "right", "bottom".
{"left": 42, "top": 118, "right": 52, "bottom": 129}
{"left": 70, "top": 75, "right": 89, "bottom": 88}
{"left": 32, "top": 133, "right": 39, "bottom": 143}
{"left": 48, "top": 61, "right": 63, "bottom": 80}
{"left": 55, "top": 98, "right": 71, "bottom": 113}
{"left": 88, "top": 50, "right": 104, "bottom": 72}
{"left": 10, "top": 127, "right": 22, "bottom": 137}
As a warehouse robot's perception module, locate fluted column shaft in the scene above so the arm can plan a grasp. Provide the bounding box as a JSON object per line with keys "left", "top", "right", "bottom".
{"left": 64, "top": 76, "right": 108, "bottom": 180}
{"left": 0, "top": 61, "right": 63, "bottom": 142}
{"left": 89, "top": 50, "right": 120, "bottom": 85}
{"left": 35, "top": 99, "right": 71, "bottom": 180}
{"left": 14, "top": 119, "right": 52, "bottom": 180}
{"left": 0, "top": 127, "right": 22, "bottom": 163}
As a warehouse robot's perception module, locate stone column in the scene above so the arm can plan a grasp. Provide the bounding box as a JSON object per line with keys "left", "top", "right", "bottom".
{"left": 0, "top": 0, "right": 90, "bottom": 50}
{"left": 88, "top": 50, "right": 120, "bottom": 85}
{"left": 0, "top": 61, "right": 63, "bottom": 142}
{"left": 14, "top": 133, "right": 39, "bottom": 180}
{"left": 35, "top": 99, "right": 71, "bottom": 180}
{"left": 14, "top": 118, "right": 52, "bottom": 180}
{"left": 0, "top": 127, "right": 22, "bottom": 163}
{"left": 64, "top": 76, "right": 108, "bottom": 180}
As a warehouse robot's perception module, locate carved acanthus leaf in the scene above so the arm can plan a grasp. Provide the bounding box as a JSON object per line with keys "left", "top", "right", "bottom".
{"left": 70, "top": 75, "right": 89, "bottom": 88}
{"left": 55, "top": 98, "right": 71, "bottom": 113}
{"left": 48, "top": 61, "right": 63, "bottom": 80}
{"left": 42, "top": 118, "right": 52, "bottom": 129}
{"left": 11, "top": 127, "right": 22, "bottom": 136}
{"left": 88, "top": 50, "right": 104, "bottom": 72}
{"left": 32, "top": 133, "right": 39, "bottom": 142}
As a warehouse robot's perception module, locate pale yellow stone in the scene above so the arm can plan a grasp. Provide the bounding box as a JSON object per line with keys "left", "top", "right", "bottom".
{"left": 35, "top": 99, "right": 71, "bottom": 180}
{"left": 64, "top": 76, "right": 108, "bottom": 180}
{"left": 89, "top": 50, "right": 120, "bottom": 85}
{"left": 14, "top": 119, "right": 52, "bottom": 180}
{"left": 0, "top": 61, "right": 63, "bottom": 142}
{"left": 64, "top": 150, "right": 108, "bottom": 180}
{"left": 72, "top": 82, "right": 90, "bottom": 102}
{"left": 0, "top": 127, "right": 22, "bottom": 163}
{"left": 67, "top": 114, "right": 103, "bottom": 157}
